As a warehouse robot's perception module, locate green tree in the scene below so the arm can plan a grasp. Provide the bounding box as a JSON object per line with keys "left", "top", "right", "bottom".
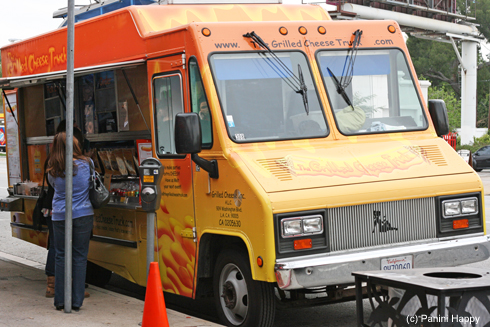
{"left": 471, "top": 0, "right": 490, "bottom": 127}
{"left": 407, "top": 38, "right": 460, "bottom": 94}
{"left": 407, "top": 37, "right": 490, "bottom": 128}
{"left": 406, "top": 0, "right": 490, "bottom": 128}
{"left": 459, "top": 0, "right": 490, "bottom": 44}
{"left": 428, "top": 85, "right": 461, "bottom": 131}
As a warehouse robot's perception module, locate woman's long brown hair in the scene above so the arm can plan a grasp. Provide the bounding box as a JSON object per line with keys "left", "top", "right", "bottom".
{"left": 46, "top": 132, "right": 89, "bottom": 178}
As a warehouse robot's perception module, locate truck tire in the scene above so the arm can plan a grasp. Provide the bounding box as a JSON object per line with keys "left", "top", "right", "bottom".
{"left": 86, "top": 261, "right": 112, "bottom": 287}
{"left": 213, "top": 248, "right": 275, "bottom": 327}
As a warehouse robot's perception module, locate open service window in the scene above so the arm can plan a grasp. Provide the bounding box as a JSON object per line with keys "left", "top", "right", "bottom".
{"left": 80, "top": 71, "right": 118, "bottom": 134}
{"left": 44, "top": 81, "right": 65, "bottom": 136}
{"left": 17, "top": 62, "right": 149, "bottom": 140}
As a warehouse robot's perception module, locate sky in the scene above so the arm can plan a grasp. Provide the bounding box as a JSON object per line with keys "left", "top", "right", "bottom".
{"left": 0, "top": 1, "right": 91, "bottom": 48}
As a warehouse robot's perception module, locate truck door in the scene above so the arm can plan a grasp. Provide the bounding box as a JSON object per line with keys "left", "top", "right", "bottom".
{"left": 148, "top": 56, "right": 197, "bottom": 298}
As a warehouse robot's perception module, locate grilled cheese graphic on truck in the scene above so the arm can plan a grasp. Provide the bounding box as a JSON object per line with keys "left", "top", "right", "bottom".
{"left": 1, "top": 3, "right": 489, "bottom": 327}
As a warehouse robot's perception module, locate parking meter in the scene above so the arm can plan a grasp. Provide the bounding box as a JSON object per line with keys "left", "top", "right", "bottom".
{"left": 139, "top": 158, "right": 164, "bottom": 212}
{"left": 138, "top": 157, "right": 163, "bottom": 275}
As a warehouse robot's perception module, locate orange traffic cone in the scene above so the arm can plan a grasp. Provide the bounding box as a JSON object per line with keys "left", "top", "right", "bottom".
{"left": 142, "top": 262, "right": 170, "bottom": 327}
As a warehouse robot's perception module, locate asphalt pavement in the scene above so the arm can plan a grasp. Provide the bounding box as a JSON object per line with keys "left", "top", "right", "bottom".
{"left": 0, "top": 251, "right": 222, "bottom": 327}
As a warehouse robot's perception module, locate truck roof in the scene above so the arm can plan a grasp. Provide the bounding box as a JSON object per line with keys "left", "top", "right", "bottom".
{"left": 1, "top": 4, "right": 330, "bottom": 79}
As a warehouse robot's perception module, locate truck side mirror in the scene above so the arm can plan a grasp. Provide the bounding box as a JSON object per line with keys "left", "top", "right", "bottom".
{"left": 428, "top": 99, "right": 449, "bottom": 137}
{"left": 175, "top": 113, "right": 202, "bottom": 154}
{"left": 174, "top": 113, "right": 219, "bottom": 179}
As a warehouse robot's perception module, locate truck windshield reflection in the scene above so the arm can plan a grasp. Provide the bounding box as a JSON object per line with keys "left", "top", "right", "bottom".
{"left": 209, "top": 52, "right": 328, "bottom": 142}
{"left": 317, "top": 49, "right": 428, "bottom": 135}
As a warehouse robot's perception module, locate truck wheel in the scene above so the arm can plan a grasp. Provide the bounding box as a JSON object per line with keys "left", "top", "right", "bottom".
{"left": 86, "top": 261, "right": 112, "bottom": 287}
{"left": 213, "top": 249, "right": 275, "bottom": 327}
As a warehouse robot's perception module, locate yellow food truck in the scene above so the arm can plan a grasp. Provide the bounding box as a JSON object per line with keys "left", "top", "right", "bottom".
{"left": 1, "top": 3, "right": 488, "bottom": 327}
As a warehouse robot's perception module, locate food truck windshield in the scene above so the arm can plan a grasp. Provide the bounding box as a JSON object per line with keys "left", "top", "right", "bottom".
{"left": 209, "top": 51, "right": 328, "bottom": 142}
{"left": 316, "top": 48, "right": 429, "bottom": 135}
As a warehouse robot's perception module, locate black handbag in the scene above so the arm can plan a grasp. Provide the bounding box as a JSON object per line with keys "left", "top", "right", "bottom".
{"left": 32, "top": 172, "right": 53, "bottom": 231}
{"left": 89, "top": 160, "right": 110, "bottom": 209}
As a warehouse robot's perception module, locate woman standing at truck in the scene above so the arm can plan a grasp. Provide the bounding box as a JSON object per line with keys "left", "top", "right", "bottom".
{"left": 46, "top": 132, "right": 93, "bottom": 311}
{"left": 44, "top": 122, "right": 91, "bottom": 299}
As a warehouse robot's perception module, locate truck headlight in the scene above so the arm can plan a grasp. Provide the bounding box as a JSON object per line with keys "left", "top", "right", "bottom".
{"left": 443, "top": 201, "right": 461, "bottom": 216}
{"left": 461, "top": 199, "right": 477, "bottom": 214}
{"left": 442, "top": 197, "right": 478, "bottom": 218}
{"left": 437, "top": 193, "right": 482, "bottom": 236}
{"left": 281, "top": 215, "right": 323, "bottom": 238}
{"left": 282, "top": 219, "right": 302, "bottom": 237}
{"left": 303, "top": 217, "right": 323, "bottom": 234}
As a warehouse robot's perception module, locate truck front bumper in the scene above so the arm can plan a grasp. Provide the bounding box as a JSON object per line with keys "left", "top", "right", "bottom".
{"left": 274, "top": 234, "right": 490, "bottom": 290}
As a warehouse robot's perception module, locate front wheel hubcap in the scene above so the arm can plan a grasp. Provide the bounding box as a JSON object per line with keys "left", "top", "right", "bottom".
{"left": 219, "top": 263, "right": 249, "bottom": 325}
{"left": 222, "top": 281, "right": 237, "bottom": 309}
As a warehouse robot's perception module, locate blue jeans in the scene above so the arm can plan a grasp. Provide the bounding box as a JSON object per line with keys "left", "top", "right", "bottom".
{"left": 45, "top": 216, "right": 55, "bottom": 277}
{"left": 52, "top": 215, "right": 93, "bottom": 308}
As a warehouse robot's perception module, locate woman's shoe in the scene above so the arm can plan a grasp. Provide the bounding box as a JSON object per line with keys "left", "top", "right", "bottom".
{"left": 46, "top": 276, "right": 55, "bottom": 298}
{"left": 55, "top": 305, "right": 64, "bottom": 311}
{"left": 72, "top": 306, "right": 80, "bottom": 312}
{"left": 85, "top": 283, "right": 90, "bottom": 298}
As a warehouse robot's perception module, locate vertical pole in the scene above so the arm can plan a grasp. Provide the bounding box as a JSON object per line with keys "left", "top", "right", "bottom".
{"left": 460, "top": 40, "right": 478, "bottom": 145}
{"left": 355, "top": 276, "right": 364, "bottom": 326}
{"left": 64, "top": 0, "right": 75, "bottom": 313}
{"left": 438, "top": 293, "right": 446, "bottom": 324}
{"left": 147, "top": 212, "right": 155, "bottom": 276}
{"left": 487, "top": 84, "right": 490, "bottom": 130}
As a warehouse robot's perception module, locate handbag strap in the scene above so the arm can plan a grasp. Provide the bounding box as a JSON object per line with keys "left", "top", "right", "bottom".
{"left": 39, "top": 162, "right": 47, "bottom": 196}
{"left": 88, "top": 158, "right": 98, "bottom": 189}
{"left": 41, "top": 171, "right": 46, "bottom": 189}
{"left": 89, "top": 158, "right": 95, "bottom": 174}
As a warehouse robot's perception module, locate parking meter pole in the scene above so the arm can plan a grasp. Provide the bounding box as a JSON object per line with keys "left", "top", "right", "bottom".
{"left": 138, "top": 157, "right": 163, "bottom": 278}
{"left": 146, "top": 211, "right": 155, "bottom": 276}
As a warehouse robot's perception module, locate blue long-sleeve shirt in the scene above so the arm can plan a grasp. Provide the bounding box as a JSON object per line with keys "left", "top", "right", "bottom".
{"left": 48, "top": 159, "right": 94, "bottom": 221}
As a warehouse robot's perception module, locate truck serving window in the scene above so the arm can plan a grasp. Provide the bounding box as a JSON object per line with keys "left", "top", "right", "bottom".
{"left": 317, "top": 49, "right": 428, "bottom": 135}
{"left": 153, "top": 74, "right": 183, "bottom": 155}
{"left": 45, "top": 82, "right": 65, "bottom": 136}
{"left": 209, "top": 52, "right": 328, "bottom": 142}
{"left": 80, "top": 71, "right": 117, "bottom": 134}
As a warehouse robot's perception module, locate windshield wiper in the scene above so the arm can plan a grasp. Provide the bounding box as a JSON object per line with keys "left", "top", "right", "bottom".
{"left": 296, "top": 65, "right": 309, "bottom": 114}
{"left": 327, "top": 67, "right": 353, "bottom": 109}
{"left": 327, "top": 29, "right": 363, "bottom": 110}
{"left": 244, "top": 31, "right": 309, "bottom": 115}
{"left": 342, "top": 29, "right": 362, "bottom": 88}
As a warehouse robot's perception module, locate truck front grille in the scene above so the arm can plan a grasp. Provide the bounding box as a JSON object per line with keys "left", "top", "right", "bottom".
{"left": 328, "top": 197, "right": 437, "bottom": 252}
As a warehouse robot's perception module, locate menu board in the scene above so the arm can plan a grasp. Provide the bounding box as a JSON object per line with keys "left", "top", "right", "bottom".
{"left": 136, "top": 139, "right": 152, "bottom": 165}
{"left": 28, "top": 145, "right": 48, "bottom": 184}
{"left": 5, "top": 92, "right": 21, "bottom": 185}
